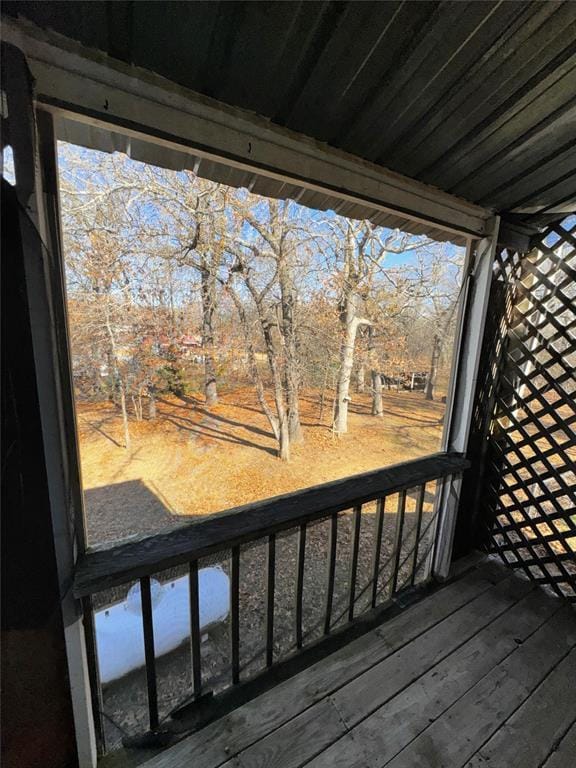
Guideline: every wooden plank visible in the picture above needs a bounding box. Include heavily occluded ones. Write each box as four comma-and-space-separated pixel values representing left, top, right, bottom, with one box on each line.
465, 649, 576, 768
385, 605, 576, 768
234, 699, 347, 768
447, 550, 488, 579
232, 572, 533, 768
541, 721, 576, 768
74, 453, 469, 596
140, 562, 506, 768
311, 586, 559, 767
303, 730, 370, 768
331, 572, 534, 726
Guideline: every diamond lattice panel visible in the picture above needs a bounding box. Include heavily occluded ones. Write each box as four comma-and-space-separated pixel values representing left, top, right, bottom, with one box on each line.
482, 218, 576, 600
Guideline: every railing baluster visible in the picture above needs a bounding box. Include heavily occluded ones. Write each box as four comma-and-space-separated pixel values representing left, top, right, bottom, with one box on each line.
347, 505, 362, 622
82, 596, 106, 754
324, 512, 338, 635
371, 498, 385, 609
410, 484, 426, 586
140, 576, 159, 730
391, 490, 407, 595
189, 560, 202, 696
295, 523, 307, 649
266, 534, 276, 668
230, 546, 240, 684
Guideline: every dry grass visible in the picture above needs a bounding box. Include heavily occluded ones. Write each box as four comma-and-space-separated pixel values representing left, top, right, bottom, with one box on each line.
77, 386, 447, 545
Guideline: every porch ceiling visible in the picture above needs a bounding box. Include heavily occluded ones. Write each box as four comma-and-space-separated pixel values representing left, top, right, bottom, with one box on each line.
4, 1, 576, 232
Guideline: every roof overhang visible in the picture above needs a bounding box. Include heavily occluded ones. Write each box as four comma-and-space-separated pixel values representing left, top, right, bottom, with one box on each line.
2, 18, 496, 247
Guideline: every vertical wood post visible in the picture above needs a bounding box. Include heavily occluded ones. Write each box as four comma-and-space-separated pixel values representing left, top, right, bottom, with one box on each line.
434, 219, 500, 580
5, 46, 97, 767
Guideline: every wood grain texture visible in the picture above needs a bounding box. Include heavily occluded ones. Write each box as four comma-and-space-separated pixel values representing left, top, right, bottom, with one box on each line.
331, 572, 534, 726
305, 728, 370, 768
138, 567, 573, 768
74, 453, 468, 596
465, 649, 576, 768
139, 561, 503, 768
234, 698, 347, 768
540, 721, 576, 768
385, 605, 576, 768
322, 587, 560, 767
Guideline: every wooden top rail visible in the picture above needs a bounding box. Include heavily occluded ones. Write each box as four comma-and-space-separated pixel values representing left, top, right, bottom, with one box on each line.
73, 453, 468, 597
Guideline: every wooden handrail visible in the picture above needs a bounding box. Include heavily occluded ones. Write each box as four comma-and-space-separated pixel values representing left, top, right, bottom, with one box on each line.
73, 452, 468, 597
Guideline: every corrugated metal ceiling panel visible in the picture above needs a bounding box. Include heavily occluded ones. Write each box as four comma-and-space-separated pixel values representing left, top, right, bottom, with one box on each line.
5, 0, 576, 230
58, 118, 462, 244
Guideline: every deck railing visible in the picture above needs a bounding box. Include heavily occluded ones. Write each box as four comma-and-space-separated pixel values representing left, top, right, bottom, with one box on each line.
74, 452, 468, 751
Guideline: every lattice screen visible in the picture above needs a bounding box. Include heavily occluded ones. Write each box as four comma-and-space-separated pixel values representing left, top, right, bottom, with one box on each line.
466, 217, 576, 601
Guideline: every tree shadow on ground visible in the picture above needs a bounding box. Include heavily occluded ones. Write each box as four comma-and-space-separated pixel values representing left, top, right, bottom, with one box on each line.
158, 397, 275, 441
158, 406, 278, 458
79, 413, 124, 448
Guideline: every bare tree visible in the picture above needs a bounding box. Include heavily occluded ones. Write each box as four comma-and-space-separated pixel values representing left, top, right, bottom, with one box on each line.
329, 221, 430, 434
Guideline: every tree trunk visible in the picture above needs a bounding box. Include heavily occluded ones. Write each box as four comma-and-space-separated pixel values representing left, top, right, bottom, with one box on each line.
148, 387, 157, 420
261, 317, 291, 461
277, 250, 303, 443
200, 261, 218, 407
318, 366, 329, 423
357, 363, 366, 393
105, 309, 130, 450
333, 293, 369, 435
425, 334, 441, 401
371, 370, 384, 417
119, 380, 131, 451
278, 412, 290, 461
367, 326, 383, 418
227, 285, 281, 442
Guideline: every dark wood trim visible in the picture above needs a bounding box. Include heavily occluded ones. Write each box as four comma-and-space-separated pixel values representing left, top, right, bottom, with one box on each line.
74, 453, 469, 597
230, 547, 240, 685
188, 561, 202, 696
347, 506, 362, 622
265, 534, 276, 668
295, 523, 307, 649
140, 576, 159, 730
324, 513, 339, 636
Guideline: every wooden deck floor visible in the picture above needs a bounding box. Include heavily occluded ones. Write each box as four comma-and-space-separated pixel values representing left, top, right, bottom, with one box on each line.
141, 556, 576, 768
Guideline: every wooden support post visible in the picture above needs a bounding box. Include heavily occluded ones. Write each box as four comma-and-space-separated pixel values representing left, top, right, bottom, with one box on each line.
4, 46, 97, 767
434, 220, 500, 580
